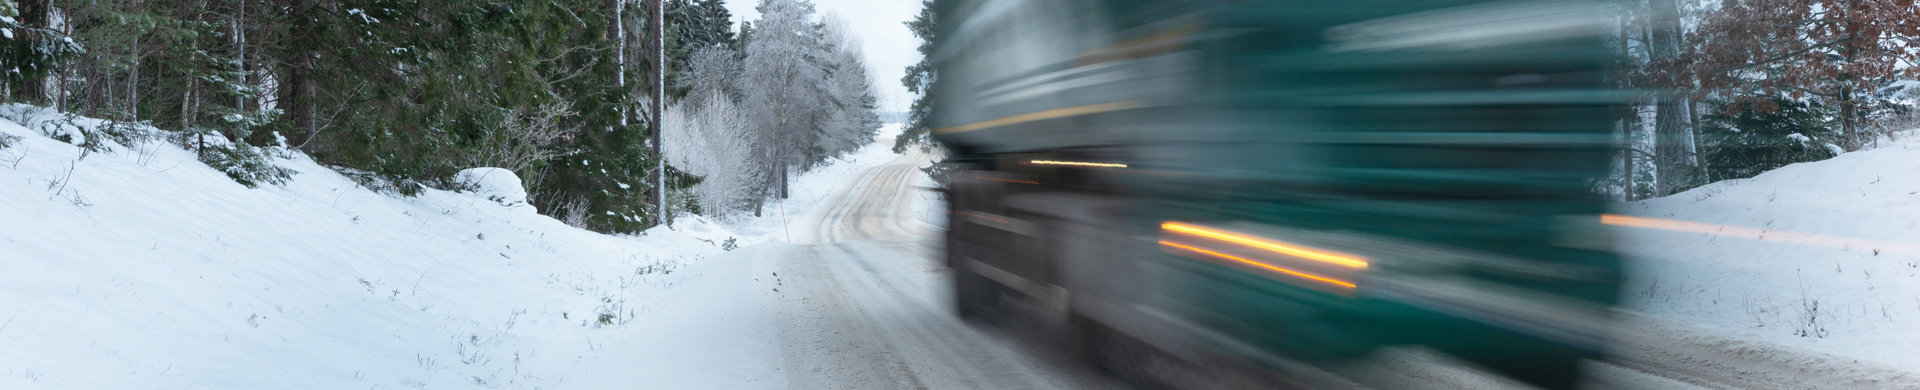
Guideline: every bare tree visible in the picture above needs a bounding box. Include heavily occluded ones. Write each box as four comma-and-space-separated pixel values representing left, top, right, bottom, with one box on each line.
473, 101, 578, 173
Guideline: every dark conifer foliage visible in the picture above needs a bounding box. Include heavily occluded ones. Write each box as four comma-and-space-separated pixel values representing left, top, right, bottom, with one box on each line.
0, 0, 887, 233
0, 0, 683, 232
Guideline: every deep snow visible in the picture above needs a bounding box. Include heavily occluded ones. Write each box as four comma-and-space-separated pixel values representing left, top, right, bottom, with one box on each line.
1612, 130, 1920, 384
0, 105, 743, 389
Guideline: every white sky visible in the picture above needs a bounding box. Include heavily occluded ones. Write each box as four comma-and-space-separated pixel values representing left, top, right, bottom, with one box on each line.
725, 0, 923, 113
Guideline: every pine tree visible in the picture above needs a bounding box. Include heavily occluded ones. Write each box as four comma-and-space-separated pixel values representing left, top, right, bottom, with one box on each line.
1, 0, 78, 105
1699, 98, 1839, 181
693, 0, 735, 48
893, 0, 934, 153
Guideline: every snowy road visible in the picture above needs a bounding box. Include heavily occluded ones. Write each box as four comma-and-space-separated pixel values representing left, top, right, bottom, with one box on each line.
766, 149, 1124, 389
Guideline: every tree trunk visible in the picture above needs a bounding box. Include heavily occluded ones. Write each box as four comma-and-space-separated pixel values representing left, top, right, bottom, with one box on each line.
651, 0, 668, 226
55, 0, 73, 112
186, 76, 201, 157
129, 34, 140, 120
1616, 17, 1634, 201
1623, 107, 1639, 201
754, 149, 769, 217
1653, 96, 1689, 196
14, 0, 49, 105
1838, 27, 1861, 151
85, 63, 102, 115
1688, 97, 1705, 176
613, 0, 627, 130
56, 55, 67, 112
240, 3, 274, 146
1647, 0, 1695, 196
287, 0, 319, 151
234, 0, 246, 113
1840, 84, 1857, 151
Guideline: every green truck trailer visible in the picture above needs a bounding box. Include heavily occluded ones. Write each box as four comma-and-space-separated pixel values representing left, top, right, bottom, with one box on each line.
932, 0, 1627, 388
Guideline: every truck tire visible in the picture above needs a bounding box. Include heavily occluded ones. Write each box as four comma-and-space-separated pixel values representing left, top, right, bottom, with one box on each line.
1068, 312, 1108, 370
1071, 311, 1183, 388
953, 264, 1003, 323
1467, 341, 1587, 390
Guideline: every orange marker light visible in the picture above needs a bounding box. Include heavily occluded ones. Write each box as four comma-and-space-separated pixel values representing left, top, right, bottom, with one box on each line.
1029, 160, 1128, 169
1160, 241, 1358, 289
1161, 222, 1370, 269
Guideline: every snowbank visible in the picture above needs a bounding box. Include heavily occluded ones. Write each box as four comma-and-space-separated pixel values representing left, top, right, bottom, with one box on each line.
1614, 129, 1920, 379
455, 167, 534, 213
0, 109, 737, 389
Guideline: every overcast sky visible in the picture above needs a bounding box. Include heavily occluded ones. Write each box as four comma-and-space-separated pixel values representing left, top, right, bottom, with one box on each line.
724, 0, 923, 113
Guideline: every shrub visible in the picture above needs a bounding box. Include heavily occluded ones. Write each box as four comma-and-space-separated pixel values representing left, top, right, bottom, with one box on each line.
1699, 98, 1840, 182
200, 144, 296, 188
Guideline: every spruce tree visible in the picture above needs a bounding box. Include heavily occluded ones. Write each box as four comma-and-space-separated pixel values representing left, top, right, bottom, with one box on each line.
1699, 98, 1841, 182
893, 0, 934, 153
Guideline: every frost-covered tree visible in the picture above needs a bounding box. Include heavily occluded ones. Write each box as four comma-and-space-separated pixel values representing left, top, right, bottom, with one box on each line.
742, 0, 828, 202
679, 42, 744, 104
665, 46, 764, 217
665, 82, 761, 217
816, 16, 881, 159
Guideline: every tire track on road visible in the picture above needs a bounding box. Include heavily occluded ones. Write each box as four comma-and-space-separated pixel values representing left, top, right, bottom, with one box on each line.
771, 147, 1118, 389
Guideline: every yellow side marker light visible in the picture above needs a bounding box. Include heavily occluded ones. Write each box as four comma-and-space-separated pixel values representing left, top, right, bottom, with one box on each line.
1160, 241, 1358, 290
1161, 222, 1370, 269
1029, 160, 1128, 169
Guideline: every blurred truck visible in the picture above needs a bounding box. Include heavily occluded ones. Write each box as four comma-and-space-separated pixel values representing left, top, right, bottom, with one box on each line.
930, 0, 1626, 388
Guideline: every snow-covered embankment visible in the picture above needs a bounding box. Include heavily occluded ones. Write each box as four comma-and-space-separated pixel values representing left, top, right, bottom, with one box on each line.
1612, 130, 1920, 388
0, 105, 737, 389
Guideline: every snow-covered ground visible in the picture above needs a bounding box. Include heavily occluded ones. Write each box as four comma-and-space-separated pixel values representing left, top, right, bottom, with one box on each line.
0, 105, 744, 389
1611, 130, 1920, 386
16, 94, 1920, 390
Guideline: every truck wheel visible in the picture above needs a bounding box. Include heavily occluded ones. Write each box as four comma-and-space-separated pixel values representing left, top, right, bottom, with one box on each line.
1068, 312, 1108, 370
1071, 311, 1180, 387
953, 264, 1002, 323
1471, 343, 1587, 390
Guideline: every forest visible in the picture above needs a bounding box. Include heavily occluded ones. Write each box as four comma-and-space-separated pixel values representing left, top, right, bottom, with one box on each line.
0, 0, 881, 233
0, 0, 1916, 232
1603, 0, 1920, 199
